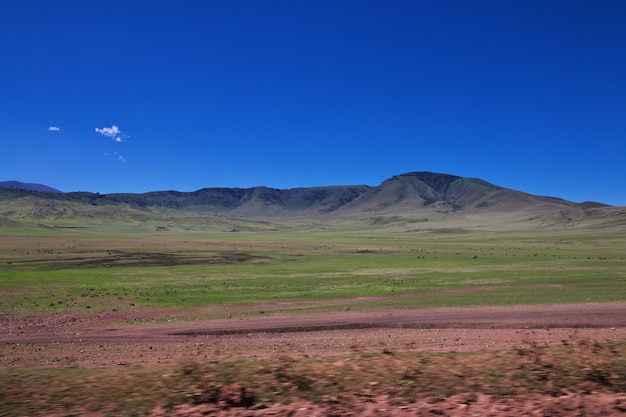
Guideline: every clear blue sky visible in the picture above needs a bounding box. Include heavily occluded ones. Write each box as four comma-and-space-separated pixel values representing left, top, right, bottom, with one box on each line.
1, 1, 625, 205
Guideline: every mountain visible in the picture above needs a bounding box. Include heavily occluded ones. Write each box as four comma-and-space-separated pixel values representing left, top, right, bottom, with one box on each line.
1, 172, 622, 232
0, 181, 62, 193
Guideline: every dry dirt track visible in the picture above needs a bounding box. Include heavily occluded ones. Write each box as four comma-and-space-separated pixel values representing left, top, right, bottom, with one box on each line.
3, 302, 626, 368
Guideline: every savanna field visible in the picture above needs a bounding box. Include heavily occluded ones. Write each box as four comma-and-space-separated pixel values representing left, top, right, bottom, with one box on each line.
2, 224, 626, 416
1, 174, 626, 415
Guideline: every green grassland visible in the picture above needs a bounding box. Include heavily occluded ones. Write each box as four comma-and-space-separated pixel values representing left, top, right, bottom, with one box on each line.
2, 219, 626, 416
2, 222, 625, 319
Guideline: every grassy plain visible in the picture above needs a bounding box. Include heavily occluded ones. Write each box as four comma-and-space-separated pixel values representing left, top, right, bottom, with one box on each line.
1, 222, 625, 416
1, 225, 625, 319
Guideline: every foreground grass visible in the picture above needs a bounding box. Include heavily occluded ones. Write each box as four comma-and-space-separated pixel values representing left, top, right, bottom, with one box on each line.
1, 338, 625, 416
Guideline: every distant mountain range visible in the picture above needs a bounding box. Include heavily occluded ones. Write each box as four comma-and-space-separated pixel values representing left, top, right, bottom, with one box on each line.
1, 172, 623, 232
0, 181, 62, 193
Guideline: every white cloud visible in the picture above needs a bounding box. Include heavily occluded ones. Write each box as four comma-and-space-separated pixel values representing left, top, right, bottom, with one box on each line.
95, 125, 125, 142
95, 125, 120, 137
98, 125, 128, 163
48, 126, 61, 131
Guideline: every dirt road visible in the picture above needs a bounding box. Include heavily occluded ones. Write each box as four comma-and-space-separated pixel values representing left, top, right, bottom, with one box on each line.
3, 302, 626, 368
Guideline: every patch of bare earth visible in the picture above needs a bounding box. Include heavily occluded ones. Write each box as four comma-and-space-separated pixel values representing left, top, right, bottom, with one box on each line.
2, 303, 626, 416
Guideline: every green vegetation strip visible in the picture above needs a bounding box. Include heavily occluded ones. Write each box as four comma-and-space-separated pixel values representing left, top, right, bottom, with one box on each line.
1, 231, 625, 317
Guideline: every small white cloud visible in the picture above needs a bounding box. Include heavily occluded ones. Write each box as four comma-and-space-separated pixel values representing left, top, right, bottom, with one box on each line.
48, 126, 61, 131
95, 125, 125, 142
95, 125, 120, 137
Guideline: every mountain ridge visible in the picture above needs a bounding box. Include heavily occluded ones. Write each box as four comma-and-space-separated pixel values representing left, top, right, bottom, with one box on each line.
0, 172, 608, 207
1, 171, 621, 232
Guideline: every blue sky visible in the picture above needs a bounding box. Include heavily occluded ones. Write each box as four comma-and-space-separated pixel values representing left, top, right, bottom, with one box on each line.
1, 1, 625, 205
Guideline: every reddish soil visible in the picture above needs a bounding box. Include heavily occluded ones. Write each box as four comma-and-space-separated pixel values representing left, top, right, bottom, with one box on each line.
2, 302, 626, 416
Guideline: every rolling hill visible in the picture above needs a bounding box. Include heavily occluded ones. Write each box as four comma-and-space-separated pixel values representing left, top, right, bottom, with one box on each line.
1, 172, 623, 232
